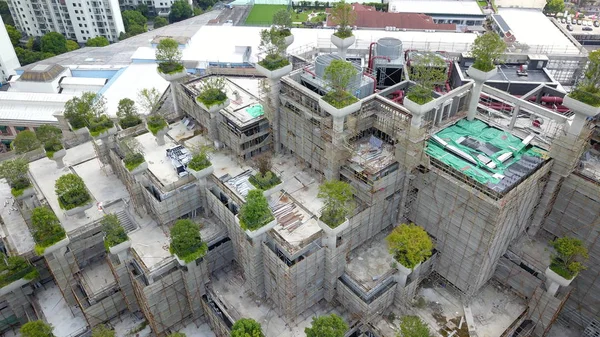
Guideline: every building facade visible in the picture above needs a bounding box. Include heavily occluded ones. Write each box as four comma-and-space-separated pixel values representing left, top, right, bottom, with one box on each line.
6, 0, 125, 43
0, 16, 20, 83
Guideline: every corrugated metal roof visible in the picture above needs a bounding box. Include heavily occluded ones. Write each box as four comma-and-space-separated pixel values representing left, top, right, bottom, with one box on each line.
0, 92, 74, 122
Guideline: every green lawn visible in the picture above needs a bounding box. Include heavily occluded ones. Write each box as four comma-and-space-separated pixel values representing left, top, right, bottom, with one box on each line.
245, 4, 289, 25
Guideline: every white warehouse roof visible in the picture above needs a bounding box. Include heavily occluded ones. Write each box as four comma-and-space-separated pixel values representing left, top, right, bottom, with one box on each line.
388, 0, 484, 16
0, 92, 74, 123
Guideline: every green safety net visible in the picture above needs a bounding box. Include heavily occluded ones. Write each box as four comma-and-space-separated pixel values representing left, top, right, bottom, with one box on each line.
426, 119, 547, 185
246, 104, 265, 118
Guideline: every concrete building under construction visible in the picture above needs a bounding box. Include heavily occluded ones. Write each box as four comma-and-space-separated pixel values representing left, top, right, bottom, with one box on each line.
0, 24, 599, 337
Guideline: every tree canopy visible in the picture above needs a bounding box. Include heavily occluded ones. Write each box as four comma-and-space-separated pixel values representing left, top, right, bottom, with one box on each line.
41, 32, 67, 55
66, 40, 79, 52
470, 32, 506, 72
544, 0, 565, 13
322, 60, 359, 108
318, 180, 355, 228
156, 38, 182, 63
20, 320, 55, 337
15, 47, 54, 66
386, 224, 433, 269
5, 24, 21, 46
550, 236, 589, 279
122, 10, 147, 32
238, 189, 273, 231
406, 52, 447, 105
91, 324, 115, 337
305, 314, 348, 337
231, 318, 264, 337
398, 316, 433, 337
330, 0, 356, 38
169, 0, 193, 23
273, 9, 292, 29
63, 92, 106, 130
13, 130, 41, 153
137, 87, 162, 114
154, 16, 169, 28
0, 157, 29, 188
169, 219, 207, 263
86, 36, 110, 47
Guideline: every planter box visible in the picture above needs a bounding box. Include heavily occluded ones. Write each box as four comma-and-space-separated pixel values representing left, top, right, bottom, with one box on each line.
403, 97, 438, 127
157, 67, 187, 82
64, 201, 93, 217
70, 124, 89, 136
235, 215, 278, 239
108, 240, 131, 255
563, 95, 600, 118
255, 63, 293, 80
122, 160, 148, 176
196, 99, 230, 115
318, 98, 362, 118
284, 34, 294, 48
545, 267, 575, 287
397, 261, 421, 275
331, 34, 356, 50
188, 165, 214, 180
46, 147, 65, 160
0, 277, 30, 297
43, 237, 70, 256
262, 181, 283, 197
92, 125, 117, 140
317, 218, 349, 236
466, 65, 497, 82
15, 187, 35, 200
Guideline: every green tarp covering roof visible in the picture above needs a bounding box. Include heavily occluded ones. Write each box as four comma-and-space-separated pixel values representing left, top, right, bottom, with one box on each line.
246, 104, 264, 118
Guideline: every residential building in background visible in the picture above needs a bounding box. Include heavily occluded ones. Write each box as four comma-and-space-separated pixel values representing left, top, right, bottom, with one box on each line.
119, 0, 193, 17
0, 15, 20, 83
6, 0, 125, 43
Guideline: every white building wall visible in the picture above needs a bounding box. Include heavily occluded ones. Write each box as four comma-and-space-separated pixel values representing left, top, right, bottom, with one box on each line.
0, 16, 20, 83
496, 0, 546, 9
6, 0, 124, 43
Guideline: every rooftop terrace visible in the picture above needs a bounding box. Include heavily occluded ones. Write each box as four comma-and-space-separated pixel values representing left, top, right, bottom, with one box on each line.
0, 180, 35, 255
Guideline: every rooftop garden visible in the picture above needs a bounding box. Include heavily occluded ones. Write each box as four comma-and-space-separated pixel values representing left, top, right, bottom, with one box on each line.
549, 236, 589, 280
258, 27, 290, 71
470, 32, 506, 73
406, 52, 447, 105
63, 92, 106, 131
249, 154, 281, 190
0, 253, 38, 288
322, 60, 359, 109
156, 38, 184, 75
197, 76, 228, 108
187, 147, 212, 171
318, 180, 355, 228
31, 206, 66, 255
330, 0, 356, 39
568, 50, 600, 107
12, 130, 41, 154
305, 314, 348, 337
88, 114, 115, 137
117, 98, 143, 129
146, 114, 168, 135
238, 189, 274, 231
119, 137, 146, 172
20, 320, 55, 337
231, 318, 265, 337
0, 157, 32, 198
35, 125, 64, 159
55, 173, 91, 210
102, 213, 128, 251
386, 223, 433, 269
169, 219, 207, 263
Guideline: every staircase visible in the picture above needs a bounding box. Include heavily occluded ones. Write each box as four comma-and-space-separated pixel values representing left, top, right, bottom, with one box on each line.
115, 209, 137, 233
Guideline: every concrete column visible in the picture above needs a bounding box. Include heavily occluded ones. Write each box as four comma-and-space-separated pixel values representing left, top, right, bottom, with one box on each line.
333, 116, 345, 134
467, 80, 485, 121
270, 78, 282, 153
208, 112, 221, 148
155, 128, 168, 146
170, 83, 179, 115
527, 172, 562, 236
198, 177, 210, 216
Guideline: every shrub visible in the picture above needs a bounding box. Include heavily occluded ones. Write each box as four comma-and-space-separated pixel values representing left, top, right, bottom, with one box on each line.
0, 254, 38, 288
386, 224, 433, 269
569, 50, 600, 107
238, 189, 274, 231
318, 180, 355, 228
146, 115, 168, 135
470, 32, 506, 73
116, 98, 142, 129
20, 320, 55, 337
249, 171, 281, 190
123, 153, 145, 171
187, 152, 211, 171
31, 206, 66, 255
406, 52, 447, 105
322, 60, 359, 109
12, 130, 41, 154
169, 219, 207, 263
88, 114, 115, 137
231, 318, 264, 337
64, 92, 106, 130
92, 324, 115, 337
35, 125, 62, 145
549, 236, 589, 279
197, 77, 228, 108
330, 1, 356, 38
305, 314, 348, 337
399, 316, 433, 337
0, 158, 31, 197
102, 214, 128, 251
55, 173, 91, 210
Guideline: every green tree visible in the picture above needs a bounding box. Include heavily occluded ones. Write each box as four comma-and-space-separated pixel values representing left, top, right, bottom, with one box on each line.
41, 32, 67, 55
86, 36, 110, 47
128, 24, 147, 36
20, 320, 55, 337
0, 157, 29, 189
13, 130, 41, 153
544, 0, 565, 13
5, 24, 21, 47
406, 52, 447, 104
0, 1, 15, 25
317, 180, 355, 228
193, 7, 203, 16
15, 47, 54, 66
305, 314, 348, 337
35, 125, 62, 145
323, 59, 359, 108
569, 50, 600, 107
136, 3, 150, 18
549, 236, 589, 279
102, 214, 128, 249
54, 173, 91, 210
156, 38, 182, 64
238, 189, 273, 231
91, 324, 115, 337
117, 98, 142, 129
470, 31, 506, 72
137, 87, 162, 114
330, 0, 356, 38
169, 219, 207, 263
231, 318, 264, 337
122, 10, 147, 32
154, 16, 169, 28
272, 9, 292, 29
66, 40, 79, 51
386, 224, 433, 269
63, 92, 106, 130
398, 316, 432, 337
169, 0, 193, 23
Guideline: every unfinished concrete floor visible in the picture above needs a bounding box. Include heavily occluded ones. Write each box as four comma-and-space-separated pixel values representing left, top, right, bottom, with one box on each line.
37, 282, 87, 337
81, 259, 117, 295
211, 264, 349, 336
346, 230, 395, 290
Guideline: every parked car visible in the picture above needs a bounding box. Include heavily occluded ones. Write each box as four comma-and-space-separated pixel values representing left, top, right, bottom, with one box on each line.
583, 26, 593, 31
560, 18, 566, 23
577, 19, 583, 25
572, 18, 577, 24
567, 24, 574, 31
594, 20, 600, 27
